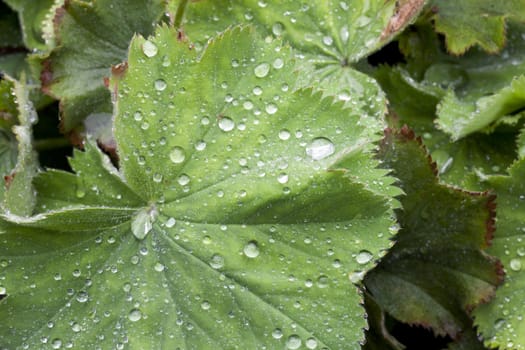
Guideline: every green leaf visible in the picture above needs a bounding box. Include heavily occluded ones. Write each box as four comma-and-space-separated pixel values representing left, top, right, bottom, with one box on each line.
374, 65, 517, 190
41, 0, 166, 133
3, 0, 57, 51
2, 73, 38, 216
473, 158, 525, 350
365, 127, 502, 339
430, 0, 525, 54
0, 25, 400, 348
363, 292, 405, 350
180, 0, 425, 122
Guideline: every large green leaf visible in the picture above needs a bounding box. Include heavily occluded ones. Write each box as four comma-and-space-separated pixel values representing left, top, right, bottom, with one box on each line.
41, 0, 166, 134
365, 127, 502, 339
473, 158, 525, 350
430, 0, 525, 54
0, 25, 400, 348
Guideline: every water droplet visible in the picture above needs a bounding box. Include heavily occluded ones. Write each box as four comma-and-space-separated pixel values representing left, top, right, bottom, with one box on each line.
161, 55, 171, 67
51, 338, 62, 349
209, 254, 224, 269
131, 206, 157, 240
201, 300, 211, 310
128, 309, 142, 322
278, 129, 291, 140
142, 40, 158, 57
254, 63, 270, 78
510, 258, 522, 271
0, 286, 6, 294
71, 322, 81, 333
195, 140, 207, 151
306, 137, 335, 160
273, 58, 284, 69
177, 174, 190, 186
76, 291, 88, 303
266, 103, 278, 114
152, 173, 163, 183
286, 334, 302, 349
154, 262, 165, 272
317, 275, 329, 288
277, 173, 289, 184
272, 22, 284, 36
306, 337, 318, 349
272, 328, 283, 339
154, 79, 167, 91
169, 146, 186, 164
253, 86, 263, 95
243, 241, 260, 258
340, 25, 349, 44
356, 250, 373, 265
218, 117, 235, 132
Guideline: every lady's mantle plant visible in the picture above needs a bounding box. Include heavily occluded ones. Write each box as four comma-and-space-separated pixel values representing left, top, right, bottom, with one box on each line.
0, 0, 525, 349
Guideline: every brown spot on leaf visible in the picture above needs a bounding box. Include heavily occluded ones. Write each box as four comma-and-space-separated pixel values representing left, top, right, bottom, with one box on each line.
40, 59, 54, 95
381, 0, 426, 40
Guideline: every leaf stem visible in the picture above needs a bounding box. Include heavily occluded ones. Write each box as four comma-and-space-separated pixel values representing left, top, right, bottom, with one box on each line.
34, 137, 71, 151
174, 0, 189, 29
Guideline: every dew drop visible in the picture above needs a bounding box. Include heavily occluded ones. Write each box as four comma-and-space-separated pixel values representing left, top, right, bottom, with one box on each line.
169, 146, 186, 164
306, 337, 318, 349
272, 22, 284, 36
0, 286, 6, 295
510, 258, 522, 271
195, 140, 207, 151
254, 63, 270, 78
306, 137, 335, 160
51, 338, 62, 349
272, 328, 283, 339
340, 25, 350, 44
71, 323, 81, 333
277, 173, 289, 184
273, 58, 284, 69
218, 117, 235, 132
152, 173, 163, 183
142, 40, 158, 57
209, 254, 224, 269
154, 262, 165, 272
253, 86, 263, 95
317, 275, 329, 288
266, 103, 278, 114
243, 241, 260, 258
131, 207, 157, 240
76, 291, 88, 303
279, 129, 291, 140
154, 79, 167, 91
286, 334, 302, 349
128, 309, 142, 322
356, 250, 373, 265
177, 174, 190, 186
201, 300, 211, 310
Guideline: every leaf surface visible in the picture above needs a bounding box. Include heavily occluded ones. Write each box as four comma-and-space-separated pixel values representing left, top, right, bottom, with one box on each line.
365, 127, 502, 338
41, 0, 166, 133
0, 25, 399, 349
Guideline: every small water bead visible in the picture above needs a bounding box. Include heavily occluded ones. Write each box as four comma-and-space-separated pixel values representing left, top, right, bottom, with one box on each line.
278, 129, 291, 141
218, 117, 235, 132
140, 122, 149, 130
253, 86, 263, 95
349, 270, 365, 284
142, 40, 158, 57
305, 137, 335, 160
243, 100, 254, 110
273, 58, 284, 69
201, 301, 211, 310
209, 254, 224, 269
71, 323, 81, 333
286, 334, 302, 349
340, 25, 350, 44
254, 63, 270, 78
195, 140, 207, 151
272, 22, 284, 36
152, 173, 163, 183
76, 291, 89, 303
177, 174, 190, 186
317, 275, 329, 288
154, 263, 165, 272
154, 79, 167, 91
54, 273, 62, 281
128, 309, 142, 322
266, 103, 278, 114
201, 116, 210, 125
231, 59, 240, 68
133, 111, 143, 121
271, 328, 283, 339
169, 146, 186, 164
51, 339, 62, 349
305, 337, 318, 349
243, 241, 260, 258
356, 250, 373, 265
277, 173, 289, 184
0, 286, 6, 294
510, 258, 522, 271
161, 55, 171, 67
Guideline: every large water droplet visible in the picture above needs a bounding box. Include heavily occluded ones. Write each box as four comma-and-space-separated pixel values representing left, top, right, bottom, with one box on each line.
243, 241, 260, 258
279, 129, 291, 140
272, 22, 284, 36
177, 174, 190, 186
305, 337, 318, 349
128, 309, 142, 322
254, 63, 270, 78
169, 146, 186, 164
154, 79, 167, 91
305, 137, 335, 160
142, 40, 158, 57
266, 103, 278, 114
165, 217, 176, 228
510, 258, 522, 271
317, 275, 329, 288
218, 117, 235, 132
271, 328, 283, 339
131, 207, 157, 240
76, 291, 88, 303
356, 250, 373, 265
277, 173, 289, 184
